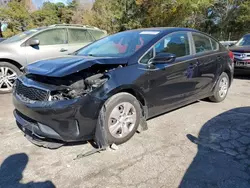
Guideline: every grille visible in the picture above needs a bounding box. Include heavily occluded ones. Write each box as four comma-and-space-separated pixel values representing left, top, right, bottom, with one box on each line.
15, 79, 49, 101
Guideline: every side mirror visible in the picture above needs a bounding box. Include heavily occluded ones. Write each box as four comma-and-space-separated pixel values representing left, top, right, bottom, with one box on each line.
150, 53, 176, 65
27, 38, 40, 46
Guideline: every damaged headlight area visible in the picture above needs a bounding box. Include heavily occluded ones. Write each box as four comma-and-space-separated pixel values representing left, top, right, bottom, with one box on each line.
49, 73, 109, 101
21, 64, 123, 102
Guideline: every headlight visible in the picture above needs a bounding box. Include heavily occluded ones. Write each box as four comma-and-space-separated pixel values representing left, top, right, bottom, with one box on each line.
49, 74, 109, 101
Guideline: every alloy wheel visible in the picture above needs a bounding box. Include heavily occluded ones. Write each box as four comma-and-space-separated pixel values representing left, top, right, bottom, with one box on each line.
218, 77, 228, 98
108, 102, 137, 139
0, 66, 18, 92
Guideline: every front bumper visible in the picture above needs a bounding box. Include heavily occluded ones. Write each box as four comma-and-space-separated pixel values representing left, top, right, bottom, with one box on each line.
13, 92, 104, 142
234, 58, 250, 71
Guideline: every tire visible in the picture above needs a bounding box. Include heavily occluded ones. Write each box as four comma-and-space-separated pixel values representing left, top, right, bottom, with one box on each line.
0, 62, 21, 94
209, 72, 229, 103
99, 92, 141, 145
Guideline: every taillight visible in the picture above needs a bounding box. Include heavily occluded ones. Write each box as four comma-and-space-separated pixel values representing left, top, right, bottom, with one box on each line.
229, 51, 234, 61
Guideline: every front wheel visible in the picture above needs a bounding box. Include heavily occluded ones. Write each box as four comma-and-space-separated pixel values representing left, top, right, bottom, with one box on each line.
99, 92, 141, 145
209, 72, 230, 103
0, 62, 21, 94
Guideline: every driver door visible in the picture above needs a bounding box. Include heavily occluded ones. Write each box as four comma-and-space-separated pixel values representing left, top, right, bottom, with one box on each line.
140, 32, 200, 117
24, 28, 69, 64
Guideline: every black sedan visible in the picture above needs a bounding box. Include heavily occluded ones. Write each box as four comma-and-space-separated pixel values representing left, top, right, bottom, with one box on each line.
13, 28, 234, 148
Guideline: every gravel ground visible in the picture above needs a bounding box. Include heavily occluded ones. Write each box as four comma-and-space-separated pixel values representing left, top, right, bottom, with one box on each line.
1, 76, 250, 188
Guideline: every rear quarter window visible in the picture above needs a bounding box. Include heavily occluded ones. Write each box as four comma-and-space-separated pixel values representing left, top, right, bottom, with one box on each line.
211, 39, 219, 51
89, 30, 106, 40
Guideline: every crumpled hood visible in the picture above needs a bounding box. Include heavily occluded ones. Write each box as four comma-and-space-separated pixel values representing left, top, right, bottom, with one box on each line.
229, 46, 250, 53
25, 55, 128, 77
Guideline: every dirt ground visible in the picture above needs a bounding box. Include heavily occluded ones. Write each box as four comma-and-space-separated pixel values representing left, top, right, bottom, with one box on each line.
1, 76, 250, 188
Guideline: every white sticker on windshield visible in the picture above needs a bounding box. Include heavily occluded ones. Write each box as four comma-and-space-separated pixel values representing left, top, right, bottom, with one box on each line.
140, 31, 160, 35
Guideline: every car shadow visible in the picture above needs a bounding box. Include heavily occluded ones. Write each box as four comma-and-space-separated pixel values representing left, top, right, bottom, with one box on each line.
180, 107, 250, 188
0, 153, 55, 188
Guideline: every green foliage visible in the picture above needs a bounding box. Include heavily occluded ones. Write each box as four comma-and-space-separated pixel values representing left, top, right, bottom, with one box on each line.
82, 0, 249, 40
0, 0, 76, 37
83, 0, 215, 33
236, 1, 250, 33
31, 3, 60, 27
31, 2, 75, 27
0, 0, 249, 40
0, 0, 31, 36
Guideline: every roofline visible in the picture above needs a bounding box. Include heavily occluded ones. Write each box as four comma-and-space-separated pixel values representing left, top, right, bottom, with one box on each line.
121, 27, 199, 33
48, 24, 103, 31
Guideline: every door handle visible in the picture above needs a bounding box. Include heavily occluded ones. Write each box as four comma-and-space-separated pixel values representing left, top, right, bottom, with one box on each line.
190, 61, 199, 68
217, 55, 223, 60
60, 48, 68, 52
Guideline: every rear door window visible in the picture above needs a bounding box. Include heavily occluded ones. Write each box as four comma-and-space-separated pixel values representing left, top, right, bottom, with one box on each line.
68, 29, 94, 44
192, 33, 213, 54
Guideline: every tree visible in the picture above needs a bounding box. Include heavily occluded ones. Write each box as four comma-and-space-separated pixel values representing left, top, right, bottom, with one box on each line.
0, 0, 31, 37
30, 2, 74, 27
0, 0, 249, 40
208, 0, 246, 40
31, 3, 59, 27
235, 0, 250, 37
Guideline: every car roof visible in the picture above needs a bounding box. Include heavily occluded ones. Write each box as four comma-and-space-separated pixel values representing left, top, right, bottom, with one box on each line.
47, 24, 104, 31
127, 27, 199, 33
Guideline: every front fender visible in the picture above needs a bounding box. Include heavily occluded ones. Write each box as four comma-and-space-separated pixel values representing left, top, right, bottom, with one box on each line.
0, 51, 26, 66
91, 64, 148, 103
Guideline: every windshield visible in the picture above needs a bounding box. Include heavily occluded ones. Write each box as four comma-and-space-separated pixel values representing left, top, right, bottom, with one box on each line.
235, 35, 250, 46
1, 28, 43, 43
76, 30, 161, 57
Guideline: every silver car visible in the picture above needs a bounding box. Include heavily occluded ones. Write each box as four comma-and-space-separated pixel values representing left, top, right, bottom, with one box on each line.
0, 24, 107, 93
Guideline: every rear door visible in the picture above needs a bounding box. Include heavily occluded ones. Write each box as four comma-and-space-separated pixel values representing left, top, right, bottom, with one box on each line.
66, 28, 95, 53
191, 32, 220, 97
140, 32, 200, 116
24, 28, 68, 64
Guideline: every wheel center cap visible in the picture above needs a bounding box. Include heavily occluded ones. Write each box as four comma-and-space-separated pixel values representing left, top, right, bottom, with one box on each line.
119, 116, 127, 123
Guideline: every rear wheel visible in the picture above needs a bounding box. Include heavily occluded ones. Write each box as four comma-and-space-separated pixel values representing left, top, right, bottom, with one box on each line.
209, 72, 229, 102
100, 92, 141, 145
0, 62, 21, 94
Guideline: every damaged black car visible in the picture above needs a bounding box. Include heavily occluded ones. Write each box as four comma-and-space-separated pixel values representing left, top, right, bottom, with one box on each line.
13, 28, 234, 149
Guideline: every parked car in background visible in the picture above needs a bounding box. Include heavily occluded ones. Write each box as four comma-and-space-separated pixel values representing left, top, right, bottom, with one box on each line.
0, 24, 107, 93
13, 28, 234, 148
229, 34, 250, 72
220, 41, 237, 48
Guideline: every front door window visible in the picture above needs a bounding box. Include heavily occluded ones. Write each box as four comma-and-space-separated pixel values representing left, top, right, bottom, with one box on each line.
140, 32, 191, 64
32, 29, 67, 46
